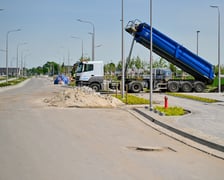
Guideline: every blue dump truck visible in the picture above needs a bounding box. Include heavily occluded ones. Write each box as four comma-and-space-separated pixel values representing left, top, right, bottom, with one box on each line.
75, 20, 215, 93
125, 20, 215, 92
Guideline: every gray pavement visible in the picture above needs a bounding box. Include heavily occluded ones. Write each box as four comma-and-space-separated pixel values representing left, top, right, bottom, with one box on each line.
131, 92, 224, 159
1, 77, 224, 179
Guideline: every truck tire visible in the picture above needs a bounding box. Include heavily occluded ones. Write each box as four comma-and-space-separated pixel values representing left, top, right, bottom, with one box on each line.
168, 81, 179, 92
181, 82, 192, 92
90, 83, 100, 92
194, 82, 204, 92
130, 82, 142, 93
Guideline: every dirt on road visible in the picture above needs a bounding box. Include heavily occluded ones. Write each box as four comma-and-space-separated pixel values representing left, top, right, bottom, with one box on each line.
43, 86, 123, 108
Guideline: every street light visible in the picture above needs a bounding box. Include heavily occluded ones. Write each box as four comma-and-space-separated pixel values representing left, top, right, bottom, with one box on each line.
88, 31, 94, 57
20, 49, 29, 77
210, 5, 221, 93
95, 44, 102, 48
71, 36, 84, 61
149, 0, 153, 110
17, 42, 27, 78
77, 19, 95, 61
196, 30, 200, 55
88, 32, 102, 54
6, 28, 21, 83
121, 0, 125, 98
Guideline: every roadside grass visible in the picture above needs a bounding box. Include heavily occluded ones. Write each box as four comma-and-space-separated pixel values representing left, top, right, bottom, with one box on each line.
0, 77, 27, 87
0, 77, 5, 81
113, 94, 185, 116
154, 105, 185, 116
166, 92, 218, 103
113, 94, 149, 105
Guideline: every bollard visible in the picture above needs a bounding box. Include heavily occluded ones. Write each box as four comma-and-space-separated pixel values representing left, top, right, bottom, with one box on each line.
164, 96, 168, 109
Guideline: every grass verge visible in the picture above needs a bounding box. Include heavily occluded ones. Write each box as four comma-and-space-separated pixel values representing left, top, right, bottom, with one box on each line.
166, 92, 218, 103
113, 94, 149, 105
0, 77, 27, 87
154, 106, 185, 116
113, 93, 185, 116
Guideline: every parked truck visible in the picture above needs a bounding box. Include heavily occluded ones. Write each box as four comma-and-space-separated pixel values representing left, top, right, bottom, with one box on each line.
75, 20, 215, 93
125, 20, 215, 92
75, 60, 105, 92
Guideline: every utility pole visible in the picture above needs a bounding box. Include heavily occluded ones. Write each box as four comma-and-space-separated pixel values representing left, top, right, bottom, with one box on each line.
149, 0, 153, 110
121, 0, 125, 98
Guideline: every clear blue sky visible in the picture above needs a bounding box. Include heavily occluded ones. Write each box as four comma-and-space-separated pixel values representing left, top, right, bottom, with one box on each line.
0, 0, 223, 68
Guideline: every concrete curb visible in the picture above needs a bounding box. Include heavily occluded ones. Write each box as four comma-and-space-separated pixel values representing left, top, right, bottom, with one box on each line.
126, 107, 224, 160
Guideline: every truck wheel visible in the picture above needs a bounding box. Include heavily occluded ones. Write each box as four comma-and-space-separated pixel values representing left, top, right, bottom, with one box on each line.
168, 81, 179, 92
181, 82, 192, 92
194, 82, 204, 92
90, 83, 100, 92
131, 82, 142, 93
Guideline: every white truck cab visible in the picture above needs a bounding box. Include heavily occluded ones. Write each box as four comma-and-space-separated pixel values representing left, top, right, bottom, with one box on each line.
75, 61, 104, 91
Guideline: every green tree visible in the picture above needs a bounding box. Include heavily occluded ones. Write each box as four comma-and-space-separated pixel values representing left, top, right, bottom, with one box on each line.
142, 60, 149, 71
28, 66, 43, 75
109, 62, 116, 74
60, 62, 65, 74
80, 56, 90, 62
104, 64, 109, 74
153, 58, 168, 68
134, 56, 142, 69
128, 57, 135, 69
104, 62, 116, 74
116, 61, 122, 71
214, 64, 224, 76
43, 61, 59, 75
169, 63, 177, 73
159, 58, 168, 68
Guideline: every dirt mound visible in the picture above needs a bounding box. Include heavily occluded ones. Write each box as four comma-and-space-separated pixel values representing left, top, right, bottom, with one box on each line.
44, 86, 123, 108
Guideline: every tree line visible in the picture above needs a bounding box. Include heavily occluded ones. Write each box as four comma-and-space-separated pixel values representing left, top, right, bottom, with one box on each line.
105, 56, 224, 76
28, 56, 224, 78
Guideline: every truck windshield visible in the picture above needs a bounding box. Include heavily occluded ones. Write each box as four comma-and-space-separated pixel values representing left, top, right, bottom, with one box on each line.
76, 63, 84, 73
76, 63, 94, 73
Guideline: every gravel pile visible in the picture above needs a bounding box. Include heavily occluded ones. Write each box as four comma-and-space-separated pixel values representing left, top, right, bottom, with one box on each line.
44, 86, 123, 108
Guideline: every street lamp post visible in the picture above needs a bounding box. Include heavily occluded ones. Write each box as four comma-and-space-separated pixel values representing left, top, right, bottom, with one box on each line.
16, 42, 27, 78
121, 0, 125, 98
149, 0, 153, 110
71, 36, 84, 61
77, 19, 95, 61
20, 49, 29, 77
6, 29, 21, 83
196, 30, 200, 55
210, 5, 221, 93
88, 31, 94, 59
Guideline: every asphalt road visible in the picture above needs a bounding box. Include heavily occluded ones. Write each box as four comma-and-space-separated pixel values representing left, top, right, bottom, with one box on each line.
0, 77, 224, 180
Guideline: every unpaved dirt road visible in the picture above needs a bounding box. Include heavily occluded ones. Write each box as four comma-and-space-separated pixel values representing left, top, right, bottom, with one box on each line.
0, 77, 224, 180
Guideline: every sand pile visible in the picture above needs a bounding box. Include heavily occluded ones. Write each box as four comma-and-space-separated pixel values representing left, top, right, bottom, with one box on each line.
44, 86, 123, 108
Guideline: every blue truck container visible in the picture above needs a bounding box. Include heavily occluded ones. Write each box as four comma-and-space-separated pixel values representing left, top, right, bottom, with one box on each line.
126, 20, 215, 86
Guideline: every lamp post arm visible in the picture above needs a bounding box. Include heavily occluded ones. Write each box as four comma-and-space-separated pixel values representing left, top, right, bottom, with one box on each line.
77, 19, 95, 61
